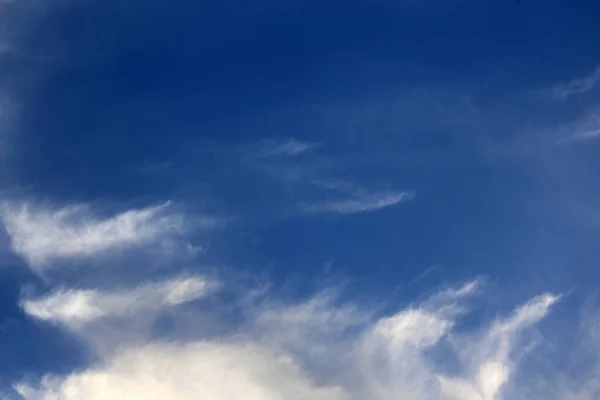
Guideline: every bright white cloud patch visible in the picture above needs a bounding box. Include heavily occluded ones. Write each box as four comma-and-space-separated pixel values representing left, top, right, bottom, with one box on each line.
15, 279, 565, 400
0, 201, 185, 268
305, 191, 414, 214
21, 276, 214, 328
14, 342, 346, 400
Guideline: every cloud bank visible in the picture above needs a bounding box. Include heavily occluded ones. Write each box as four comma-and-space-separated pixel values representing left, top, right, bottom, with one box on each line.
568, 109, 600, 142
0, 191, 567, 400
13, 277, 572, 400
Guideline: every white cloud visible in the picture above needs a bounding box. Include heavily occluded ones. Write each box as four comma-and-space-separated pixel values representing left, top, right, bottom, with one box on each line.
436, 279, 480, 300
15, 279, 566, 400
304, 191, 414, 214
21, 276, 215, 328
438, 293, 560, 400
0, 201, 188, 268
552, 64, 600, 101
14, 341, 346, 400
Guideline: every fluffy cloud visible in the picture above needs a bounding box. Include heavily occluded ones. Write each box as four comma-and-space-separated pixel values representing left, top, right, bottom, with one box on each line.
15, 280, 566, 400
14, 341, 346, 400
569, 109, 600, 142
0, 201, 187, 268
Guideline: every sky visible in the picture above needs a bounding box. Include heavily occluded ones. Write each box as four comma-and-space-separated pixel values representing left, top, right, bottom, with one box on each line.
0, 0, 599, 399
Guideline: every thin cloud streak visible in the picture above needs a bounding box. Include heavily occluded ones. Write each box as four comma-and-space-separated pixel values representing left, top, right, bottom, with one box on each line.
557, 107, 600, 144
249, 138, 323, 158
0, 201, 187, 268
263, 138, 323, 156
304, 191, 414, 214
14, 341, 347, 400
570, 112, 600, 142
552, 64, 600, 101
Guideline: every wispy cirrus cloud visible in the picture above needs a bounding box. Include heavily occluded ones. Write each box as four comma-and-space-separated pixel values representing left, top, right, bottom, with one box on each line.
238, 137, 415, 216
15, 278, 571, 400
259, 138, 323, 157
0, 201, 195, 268
304, 190, 414, 214
568, 110, 600, 142
556, 106, 600, 144
551, 64, 600, 101
243, 137, 323, 159
439, 293, 560, 400
21, 276, 215, 329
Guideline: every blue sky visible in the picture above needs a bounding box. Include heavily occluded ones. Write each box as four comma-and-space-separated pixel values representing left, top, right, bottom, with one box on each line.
0, 0, 599, 399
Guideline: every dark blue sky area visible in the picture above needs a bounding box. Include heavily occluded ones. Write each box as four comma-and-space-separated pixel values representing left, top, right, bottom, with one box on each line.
3, 0, 597, 285
5, 0, 597, 282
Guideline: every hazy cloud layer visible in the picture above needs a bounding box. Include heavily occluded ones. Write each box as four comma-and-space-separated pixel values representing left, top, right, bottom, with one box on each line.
556, 106, 600, 143
551, 64, 600, 101
239, 137, 414, 216
0, 2, 599, 400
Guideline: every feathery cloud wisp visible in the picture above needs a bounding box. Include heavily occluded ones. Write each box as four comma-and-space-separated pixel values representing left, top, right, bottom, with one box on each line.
304, 191, 414, 214
21, 276, 214, 328
265, 138, 322, 156
557, 106, 600, 143
551, 64, 600, 101
251, 138, 323, 158
0, 201, 186, 268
